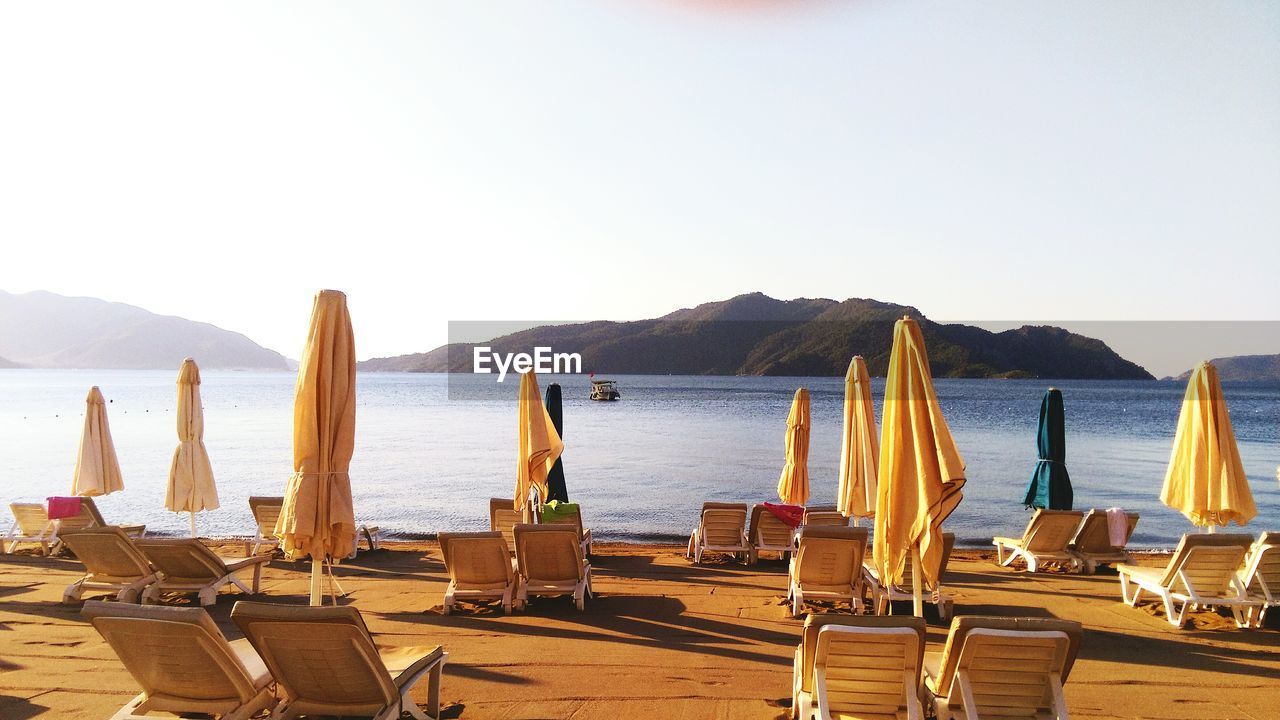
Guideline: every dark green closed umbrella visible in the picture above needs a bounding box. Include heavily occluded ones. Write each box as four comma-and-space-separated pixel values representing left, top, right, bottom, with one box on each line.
1023, 388, 1073, 510
544, 383, 569, 503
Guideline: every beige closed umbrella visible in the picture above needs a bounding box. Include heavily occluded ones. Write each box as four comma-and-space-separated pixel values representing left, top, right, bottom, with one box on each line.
776, 388, 811, 506
514, 370, 563, 521
837, 356, 878, 524
874, 317, 966, 616
72, 386, 125, 497
165, 358, 219, 537
277, 290, 358, 606
1160, 361, 1256, 530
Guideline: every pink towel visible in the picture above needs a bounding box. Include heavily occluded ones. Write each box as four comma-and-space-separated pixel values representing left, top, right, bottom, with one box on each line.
47, 496, 82, 520
1105, 507, 1128, 548
762, 502, 805, 528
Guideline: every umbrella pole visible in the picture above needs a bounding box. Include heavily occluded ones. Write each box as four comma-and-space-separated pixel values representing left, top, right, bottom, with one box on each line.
189, 512, 197, 539
309, 558, 323, 606
911, 544, 924, 618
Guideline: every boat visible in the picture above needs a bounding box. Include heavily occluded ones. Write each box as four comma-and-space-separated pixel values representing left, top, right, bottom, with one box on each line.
589, 379, 621, 401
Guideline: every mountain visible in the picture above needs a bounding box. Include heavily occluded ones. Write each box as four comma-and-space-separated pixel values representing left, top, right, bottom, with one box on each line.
360, 292, 1154, 379
0, 355, 22, 368
1171, 354, 1280, 382
0, 290, 290, 370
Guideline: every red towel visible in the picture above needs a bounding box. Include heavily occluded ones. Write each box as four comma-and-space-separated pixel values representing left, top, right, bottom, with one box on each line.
47, 496, 82, 520
762, 502, 805, 528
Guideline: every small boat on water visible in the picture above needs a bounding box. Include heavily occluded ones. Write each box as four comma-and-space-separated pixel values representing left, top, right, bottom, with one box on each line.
590, 379, 621, 401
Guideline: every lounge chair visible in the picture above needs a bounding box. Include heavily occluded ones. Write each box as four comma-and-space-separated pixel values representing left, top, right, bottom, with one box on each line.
1241, 532, 1279, 628
438, 531, 517, 614
1068, 509, 1139, 573
788, 526, 869, 617
791, 614, 927, 720
244, 496, 283, 556
55, 496, 146, 539
1116, 533, 1259, 629
803, 505, 850, 529
748, 503, 797, 564
540, 501, 593, 557
686, 502, 750, 565
489, 497, 521, 553
925, 616, 1082, 720
60, 527, 158, 604
4, 502, 55, 555
82, 600, 276, 720
993, 509, 1085, 573
513, 523, 592, 611
137, 538, 270, 606
864, 533, 957, 621
232, 601, 447, 720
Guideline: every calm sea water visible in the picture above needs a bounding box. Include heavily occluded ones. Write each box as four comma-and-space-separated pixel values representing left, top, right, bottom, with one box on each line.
1, 370, 1277, 547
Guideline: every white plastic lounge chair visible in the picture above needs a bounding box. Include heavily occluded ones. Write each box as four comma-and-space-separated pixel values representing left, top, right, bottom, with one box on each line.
243, 496, 283, 556
232, 601, 447, 720
489, 497, 521, 554
803, 506, 850, 529
82, 600, 276, 720
439, 531, 517, 614
993, 509, 1085, 572
514, 523, 592, 611
748, 503, 797, 565
791, 614, 927, 720
56, 496, 147, 537
788, 526, 869, 617
137, 538, 270, 606
4, 502, 55, 555
1068, 509, 1139, 573
864, 533, 957, 621
60, 527, 159, 604
540, 502, 593, 557
1241, 532, 1278, 628
1116, 533, 1259, 629
925, 616, 1082, 720
686, 502, 750, 565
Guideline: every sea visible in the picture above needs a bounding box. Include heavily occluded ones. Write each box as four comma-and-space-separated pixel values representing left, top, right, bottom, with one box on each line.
1, 370, 1277, 547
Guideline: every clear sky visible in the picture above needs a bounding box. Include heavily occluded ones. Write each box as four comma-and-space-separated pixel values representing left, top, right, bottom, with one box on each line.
1, 1, 1277, 368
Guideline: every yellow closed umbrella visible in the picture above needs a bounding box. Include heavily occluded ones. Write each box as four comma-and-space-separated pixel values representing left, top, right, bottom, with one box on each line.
72, 386, 125, 497
1160, 361, 1256, 530
837, 357, 878, 524
873, 317, 966, 616
277, 290, 358, 605
514, 370, 563, 521
165, 358, 219, 537
777, 388, 811, 506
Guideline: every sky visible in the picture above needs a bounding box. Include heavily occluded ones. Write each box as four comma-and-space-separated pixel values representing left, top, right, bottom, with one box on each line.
1, 1, 1277, 372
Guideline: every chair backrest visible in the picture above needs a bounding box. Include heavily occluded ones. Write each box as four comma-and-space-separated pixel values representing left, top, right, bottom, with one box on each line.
893, 532, 956, 591
1245, 534, 1280, 601
56, 503, 100, 532
804, 506, 849, 528
248, 497, 283, 536
489, 498, 520, 551
699, 502, 748, 547
439, 531, 513, 590
514, 523, 584, 583
136, 539, 229, 581
231, 601, 397, 716
814, 623, 924, 718
79, 496, 110, 526
83, 600, 260, 707
749, 504, 795, 547
9, 503, 51, 536
1020, 509, 1085, 552
1160, 533, 1253, 596
795, 526, 869, 588
1070, 509, 1139, 554
60, 527, 153, 579
931, 616, 1082, 709
540, 503, 586, 541
798, 614, 926, 695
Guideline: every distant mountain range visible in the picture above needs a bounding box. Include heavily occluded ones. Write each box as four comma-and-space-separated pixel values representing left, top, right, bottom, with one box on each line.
360, 293, 1154, 379
1171, 354, 1280, 382
0, 290, 289, 370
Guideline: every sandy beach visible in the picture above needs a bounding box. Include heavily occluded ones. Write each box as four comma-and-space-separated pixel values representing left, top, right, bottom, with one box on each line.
2, 541, 1278, 720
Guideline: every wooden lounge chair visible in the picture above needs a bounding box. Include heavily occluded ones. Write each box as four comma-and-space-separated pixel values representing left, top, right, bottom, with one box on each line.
232, 601, 447, 720
993, 509, 1085, 573
748, 503, 797, 565
803, 505, 850, 529
864, 533, 957, 621
789, 526, 869, 617
1241, 532, 1278, 628
82, 600, 276, 720
686, 502, 750, 565
540, 502, 593, 557
489, 497, 521, 554
1068, 509, 1139, 573
4, 502, 55, 555
137, 538, 270, 606
925, 616, 1082, 720
60, 527, 158, 604
1116, 533, 1259, 629
244, 496, 283, 556
791, 614, 927, 720
438, 531, 517, 614
513, 523, 592, 611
